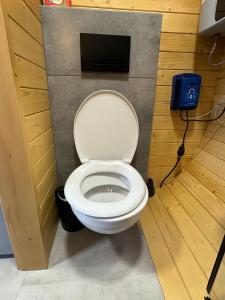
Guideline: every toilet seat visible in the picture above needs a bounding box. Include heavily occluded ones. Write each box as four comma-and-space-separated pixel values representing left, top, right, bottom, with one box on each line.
64, 90, 148, 233
64, 160, 146, 218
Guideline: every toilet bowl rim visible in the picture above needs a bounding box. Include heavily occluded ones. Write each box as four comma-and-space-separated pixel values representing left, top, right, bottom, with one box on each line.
64, 160, 146, 218
73, 186, 149, 222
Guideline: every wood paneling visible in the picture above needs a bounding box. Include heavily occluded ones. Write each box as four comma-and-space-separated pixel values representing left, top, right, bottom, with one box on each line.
133, 0, 201, 14
158, 52, 219, 71
152, 192, 208, 299
150, 143, 199, 156
8, 17, 45, 68
0, 0, 47, 270
19, 88, 50, 116
161, 13, 199, 33
29, 128, 54, 166
141, 173, 225, 299
74, 0, 201, 14
178, 171, 225, 228
216, 77, 225, 94
73, 0, 133, 10
141, 50, 225, 300
142, 64, 225, 295
152, 116, 206, 130
33, 145, 56, 187
39, 177, 57, 224
42, 199, 58, 242
3, 0, 42, 43
156, 69, 218, 86
150, 155, 191, 167
185, 159, 225, 203
168, 181, 224, 250
141, 206, 191, 300
204, 123, 225, 141
200, 137, 225, 161
25, 110, 52, 142
160, 33, 223, 54
153, 101, 212, 116
148, 166, 182, 180
23, 0, 41, 20
37, 162, 57, 208
194, 150, 225, 182
151, 129, 204, 143
0, 0, 57, 269
15, 56, 48, 89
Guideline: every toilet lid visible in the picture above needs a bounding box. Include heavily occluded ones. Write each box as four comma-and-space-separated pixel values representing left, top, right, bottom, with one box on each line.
74, 90, 139, 163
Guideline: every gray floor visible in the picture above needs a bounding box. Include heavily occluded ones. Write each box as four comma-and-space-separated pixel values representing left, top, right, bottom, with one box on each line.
0, 224, 165, 300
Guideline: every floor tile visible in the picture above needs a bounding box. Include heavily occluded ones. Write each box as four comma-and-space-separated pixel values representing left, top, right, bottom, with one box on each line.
2, 224, 164, 300
18, 224, 164, 299
17, 271, 163, 300
0, 258, 25, 300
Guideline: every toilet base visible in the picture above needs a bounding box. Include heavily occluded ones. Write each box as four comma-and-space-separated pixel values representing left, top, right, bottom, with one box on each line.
75, 212, 141, 234
70, 187, 149, 234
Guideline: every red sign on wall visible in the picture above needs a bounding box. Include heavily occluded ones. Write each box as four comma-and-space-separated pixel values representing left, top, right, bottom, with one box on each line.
43, 0, 71, 6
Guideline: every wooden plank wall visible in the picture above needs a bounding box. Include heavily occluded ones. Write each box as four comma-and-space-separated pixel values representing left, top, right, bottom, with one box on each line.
139, 46, 225, 299
72, 0, 224, 186
185, 47, 225, 206
141, 174, 225, 300
0, 0, 47, 270
1, 0, 58, 267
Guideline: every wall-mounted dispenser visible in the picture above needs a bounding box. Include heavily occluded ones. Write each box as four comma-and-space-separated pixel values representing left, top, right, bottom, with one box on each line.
199, 0, 225, 36
170, 73, 202, 110
80, 33, 131, 73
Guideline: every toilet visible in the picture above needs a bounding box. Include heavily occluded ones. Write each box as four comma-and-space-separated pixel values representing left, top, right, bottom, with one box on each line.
64, 90, 148, 234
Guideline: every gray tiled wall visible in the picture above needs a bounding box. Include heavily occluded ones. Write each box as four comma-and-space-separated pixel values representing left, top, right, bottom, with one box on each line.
41, 7, 162, 185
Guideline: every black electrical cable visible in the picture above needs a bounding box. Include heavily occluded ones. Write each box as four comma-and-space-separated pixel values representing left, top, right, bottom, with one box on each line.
180, 107, 225, 122
160, 105, 225, 188
160, 110, 189, 188
159, 157, 181, 188
182, 111, 190, 143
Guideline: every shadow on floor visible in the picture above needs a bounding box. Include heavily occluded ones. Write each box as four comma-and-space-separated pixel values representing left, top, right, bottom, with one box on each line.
49, 223, 150, 280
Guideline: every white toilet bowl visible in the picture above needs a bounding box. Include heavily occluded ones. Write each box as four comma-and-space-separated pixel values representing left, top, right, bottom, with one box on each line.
65, 160, 148, 234
64, 90, 148, 234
